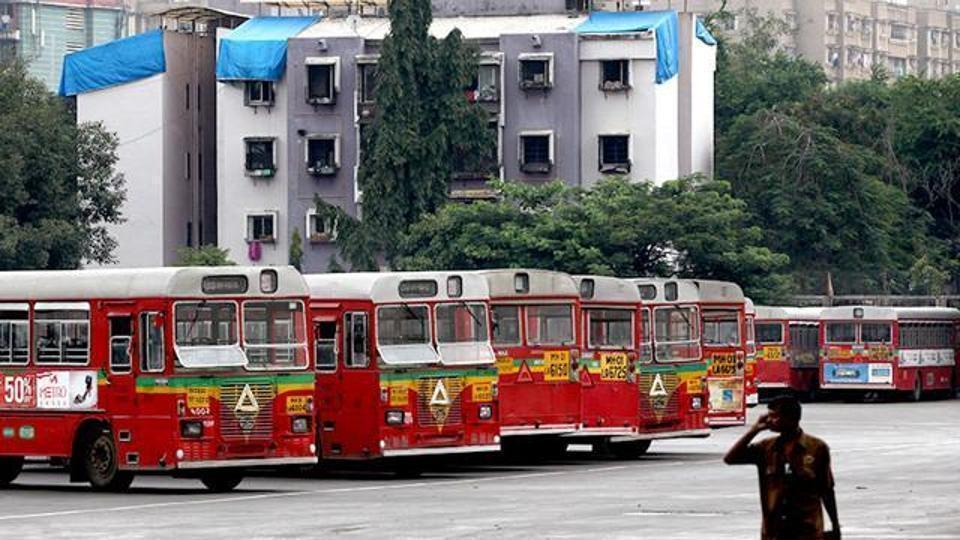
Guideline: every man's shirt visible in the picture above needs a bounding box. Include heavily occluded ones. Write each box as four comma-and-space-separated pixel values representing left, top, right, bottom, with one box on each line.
727, 430, 835, 540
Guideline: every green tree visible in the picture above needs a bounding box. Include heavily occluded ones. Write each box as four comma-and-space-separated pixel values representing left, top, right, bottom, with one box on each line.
0, 62, 125, 269
289, 228, 304, 271
318, 0, 493, 269
174, 245, 235, 266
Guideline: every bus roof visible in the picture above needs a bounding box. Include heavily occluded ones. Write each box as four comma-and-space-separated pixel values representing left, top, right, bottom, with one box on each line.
475, 269, 578, 299
0, 266, 307, 301
691, 279, 745, 303
820, 305, 960, 321
755, 306, 823, 321
745, 298, 755, 315
304, 272, 489, 304
573, 275, 641, 304
626, 278, 699, 304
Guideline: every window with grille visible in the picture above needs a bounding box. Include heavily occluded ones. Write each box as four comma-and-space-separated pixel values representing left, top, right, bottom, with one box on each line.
244, 138, 275, 177
599, 135, 630, 173
244, 81, 274, 107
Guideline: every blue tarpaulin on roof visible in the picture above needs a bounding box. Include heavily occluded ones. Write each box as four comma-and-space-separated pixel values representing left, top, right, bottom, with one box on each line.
58, 29, 166, 96
575, 11, 679, 84
216, 16, 317, 81
696, 18, 717, 46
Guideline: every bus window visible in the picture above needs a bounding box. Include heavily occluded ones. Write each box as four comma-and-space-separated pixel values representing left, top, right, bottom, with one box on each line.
654, 307, 700, 362
109, 317, 133, 373
756, 323, 783, 344
315, 321, 337, 371
377, 306, 429, 347
703, 311, 740, 347
345, 312, 369, 367
0, 307, 29, 365
825, 322, 856, 344
436, 304, 488, 343
586, 309, 633, 349
176, 302, 238, 347
491, 306, 521, 346
526, 305, 574, 346
140, 313, 164, 372
34, 307, 90, 365
861, 323, 891, 344
639, 309, 652, 363
243, 301, 308, 370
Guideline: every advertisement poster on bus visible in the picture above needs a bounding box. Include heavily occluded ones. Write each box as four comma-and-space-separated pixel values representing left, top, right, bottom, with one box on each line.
2, 371, 97, 410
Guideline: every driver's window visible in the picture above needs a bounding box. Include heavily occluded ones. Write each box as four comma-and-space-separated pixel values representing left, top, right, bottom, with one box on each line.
140, 312, 165, 373
343, 312, 369, 368
315, 321, 337, 371
109, 316, 133, 373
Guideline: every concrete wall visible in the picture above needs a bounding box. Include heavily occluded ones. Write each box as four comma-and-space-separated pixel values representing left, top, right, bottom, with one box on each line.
677, 12, 715, 179
77, 73, 167, 267
501, 31, 580, 186
162, 32, 198, 264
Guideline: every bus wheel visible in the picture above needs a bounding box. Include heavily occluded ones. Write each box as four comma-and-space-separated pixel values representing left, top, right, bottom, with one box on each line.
609, 440, 652, 460
910, 377, 923, 403
0, 457, 24, 487
83, 432, 133, 492
200, 471, 244, 492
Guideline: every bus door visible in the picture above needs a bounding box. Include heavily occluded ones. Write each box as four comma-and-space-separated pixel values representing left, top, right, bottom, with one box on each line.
105, 303, 137, 413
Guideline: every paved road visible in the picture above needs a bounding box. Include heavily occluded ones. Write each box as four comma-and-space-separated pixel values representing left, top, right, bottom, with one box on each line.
1, 401, 958, 539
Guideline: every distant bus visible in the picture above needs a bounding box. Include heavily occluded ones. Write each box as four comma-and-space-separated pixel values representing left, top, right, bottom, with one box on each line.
693, 280, 748, 427
304, 272, 499, 460
754, 306, 822, 398
0, 267, 316, 492
744, 298, 758, 407
820, 306, 959, 400
629, 278, 710, 442
478, 270, 580, 456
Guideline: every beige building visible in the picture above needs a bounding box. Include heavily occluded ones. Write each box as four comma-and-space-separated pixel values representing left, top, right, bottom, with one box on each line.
650, 0, 960, 81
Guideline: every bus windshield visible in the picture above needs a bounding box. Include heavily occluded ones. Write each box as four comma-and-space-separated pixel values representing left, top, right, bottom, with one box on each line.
174, 302, 246, 368
587, 309, 633, 349
378, 305, 430, 346
436, 303, 488, 343
756, 323, 783, 344
703, 311, 740, 346
826, 322, 856, 344
526, 304, 574, 346
243, 300, 308, 370
654, 307, 700, 362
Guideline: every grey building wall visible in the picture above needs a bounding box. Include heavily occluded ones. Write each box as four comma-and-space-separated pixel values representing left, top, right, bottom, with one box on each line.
432, 0, 571, 17
500, 32, 581, 186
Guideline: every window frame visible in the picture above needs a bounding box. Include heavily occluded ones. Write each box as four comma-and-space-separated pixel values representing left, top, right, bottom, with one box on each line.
244, 80, 275, 107
33, 302, 91, 366
357, 59, 379, 104
243, 137, 276, 177
585, 307, 635, 351
475, 59, 502, 102
245, 211, 278, 244
314, 319, 338, 372
433, 302, 490, 345
652, 305, 701, 363
519, 130, 554, 174
304, 134, 341, 176
108, 316, 134, 374
0, 303, 30, 366
599, 59, 630, 91
240, 299, 310, 372
755, 322, 785, 345
305, 208, 337, 243
860, 321, 893, 345
140, 311, 166, 373
305, 57, 340, 106
343, 311, 370, 368
518, 52, 554, 90
491, 304, 522, 347
598, 134, 631, 174
825, 321, 857, 345
524, 303, 575, 347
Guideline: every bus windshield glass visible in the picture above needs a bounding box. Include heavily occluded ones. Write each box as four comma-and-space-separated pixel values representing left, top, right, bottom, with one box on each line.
861, 322, 892, 344
378, 305, 430, 346
703, 311, 740, 346
436, 303, 488, 343
654, 307, 700, 362
526, 304, 574, 346
826, 322, 856, 344
175, 302, 246, 368
243, 301, 308, 370
756, 323, 783, 344
587, 309, 633, 349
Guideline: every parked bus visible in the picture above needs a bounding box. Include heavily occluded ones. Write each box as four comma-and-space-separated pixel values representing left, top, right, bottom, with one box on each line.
304, 272, 499, 460
571, 276, 648, 457
820, 306, 959, 401
630, 279, 710, 442
693, 280, 747, 427
0, 267, 316, 492
754, 306, 822, 399
744, 298, 758, 407
478, 270, 580, 455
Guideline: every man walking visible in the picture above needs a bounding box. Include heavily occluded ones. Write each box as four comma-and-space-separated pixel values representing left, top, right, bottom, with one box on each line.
724, 395, 840, 540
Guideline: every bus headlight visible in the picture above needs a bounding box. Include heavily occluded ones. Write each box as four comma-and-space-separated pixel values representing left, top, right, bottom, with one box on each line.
691, 397, 702, 410
292, 417, 311, 433
180, 420, 203, 438
478, 404, 493, 420
385, 410, 404, 425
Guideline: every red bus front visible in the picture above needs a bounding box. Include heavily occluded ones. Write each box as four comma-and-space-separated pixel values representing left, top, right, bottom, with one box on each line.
703, 306, 747, 427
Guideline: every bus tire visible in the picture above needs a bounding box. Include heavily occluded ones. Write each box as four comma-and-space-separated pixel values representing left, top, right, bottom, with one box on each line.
609, 440, 652, 460
200, 471, 244, 492
0, 457, 24, 487
82, 431, 133, 492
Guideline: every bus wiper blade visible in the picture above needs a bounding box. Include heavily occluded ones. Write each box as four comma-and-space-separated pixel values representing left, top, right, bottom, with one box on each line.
459, 301, 483, 328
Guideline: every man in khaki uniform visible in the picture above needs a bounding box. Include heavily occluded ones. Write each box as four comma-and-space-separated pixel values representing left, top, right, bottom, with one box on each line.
725, 395, 840, 540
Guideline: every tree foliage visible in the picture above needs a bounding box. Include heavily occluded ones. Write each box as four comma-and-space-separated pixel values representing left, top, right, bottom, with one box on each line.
174, 245, 235, 267
395, 178, 792, 303
0, 62, 125, 269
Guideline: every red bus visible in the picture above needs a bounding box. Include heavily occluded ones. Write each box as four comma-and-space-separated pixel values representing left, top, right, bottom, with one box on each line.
478, 270, 580, 455
0, 267, 316, 492
693, 280, 747, 427
570, 276, 648, 457
744, 298, 758, 407
630, 278, 709, 442
304, 272, 499, 460
754, 306, 821, 399
820, 306, 959, 401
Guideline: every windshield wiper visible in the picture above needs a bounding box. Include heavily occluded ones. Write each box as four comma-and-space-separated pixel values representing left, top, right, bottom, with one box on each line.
182, 300, 208, 346
458, 301, 484, 329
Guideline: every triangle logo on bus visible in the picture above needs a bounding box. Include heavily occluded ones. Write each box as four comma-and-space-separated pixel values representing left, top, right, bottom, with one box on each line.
650, 374, 668, 397
430, 379, 451, 406
235, 384, 260, 413
516, 361, 534, 384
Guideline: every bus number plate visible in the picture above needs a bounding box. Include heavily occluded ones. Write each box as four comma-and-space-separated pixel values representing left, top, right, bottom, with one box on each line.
472, 382, 493, 402
600, 353, 629, 381
761, 346, 783, 361
710, 353, 738, 376
543, 351, 570, 382
286, 396, 310, 414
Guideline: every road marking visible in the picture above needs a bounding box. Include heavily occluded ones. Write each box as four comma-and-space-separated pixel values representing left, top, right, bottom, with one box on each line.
623, 510, 728, 517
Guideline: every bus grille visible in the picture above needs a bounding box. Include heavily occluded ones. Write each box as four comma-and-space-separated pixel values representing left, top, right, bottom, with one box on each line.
638, 372, 680, 423
219, 382, 275, 439
416, 377, 464, 427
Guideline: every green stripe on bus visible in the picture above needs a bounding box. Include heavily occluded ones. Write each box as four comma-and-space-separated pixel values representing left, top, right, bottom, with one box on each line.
379, 368, 498, 382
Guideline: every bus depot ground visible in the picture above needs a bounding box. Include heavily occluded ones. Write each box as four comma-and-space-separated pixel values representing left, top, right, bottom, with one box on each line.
1, 401, 957, 540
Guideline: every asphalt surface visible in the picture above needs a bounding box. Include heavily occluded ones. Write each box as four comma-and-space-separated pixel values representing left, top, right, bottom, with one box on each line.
1, 400, 958, 539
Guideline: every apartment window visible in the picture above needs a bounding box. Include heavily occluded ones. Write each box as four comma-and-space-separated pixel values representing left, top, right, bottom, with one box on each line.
930, 30, 939, 47
306, 58, 338, 105
598, 135, 630, 174
358, 62, 377, 103
519, 54, 553, 90
306, 209, 336, 243
246, 213, 276, 243
827, 47, 840, 69
305, 135, 339, 176
827, 13, 838, 33
471, 63, 500, 102
600, 60, 629, 91
891, 24, 909, 41
519, 132, 553, 174
244, 138, 275, 177
245, 81, 275, 107
890, 57, 907, 77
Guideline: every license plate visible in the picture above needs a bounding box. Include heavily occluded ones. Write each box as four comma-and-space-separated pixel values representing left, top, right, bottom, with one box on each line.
543, 351, 570, 382
472, 382, 493, 402
710, 353, 737, 376
600, 352, 629, 381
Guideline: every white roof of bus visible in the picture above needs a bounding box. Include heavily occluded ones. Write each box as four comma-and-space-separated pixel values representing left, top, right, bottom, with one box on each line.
626, 278, 699, 304
755, 306, 823, 321
475, 269, 579, 299
0, 266, 307, 301
304, 272, 489, 303
573, 275, 641, 304
745, 298, 755, 314
691, 279, 745, 303
820, 305, 960, 321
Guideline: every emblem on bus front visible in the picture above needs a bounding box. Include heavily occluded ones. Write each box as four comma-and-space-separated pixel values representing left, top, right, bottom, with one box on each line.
429, 379, 451, 426
233, 384, 260, 433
